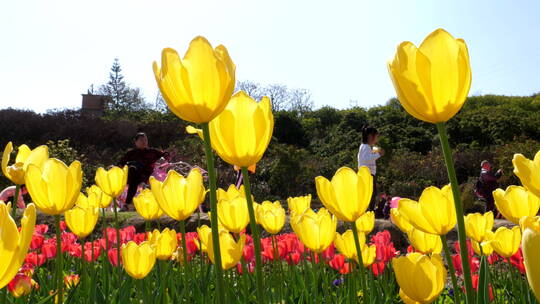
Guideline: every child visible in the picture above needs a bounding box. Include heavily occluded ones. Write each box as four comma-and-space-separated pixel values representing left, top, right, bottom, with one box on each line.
357, 125, 384, 211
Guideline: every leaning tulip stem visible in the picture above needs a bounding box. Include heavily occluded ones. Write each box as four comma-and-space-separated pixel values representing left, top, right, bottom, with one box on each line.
201, 123, 225, 303
11, 184, 20, 218
241, 166, 265, 303
436, 122, 474, 303
441, 234, 461, 304
112, 199, 121, 271
350, 223, 367, 291
179, 220, 189, 271
54, 215, 64, 303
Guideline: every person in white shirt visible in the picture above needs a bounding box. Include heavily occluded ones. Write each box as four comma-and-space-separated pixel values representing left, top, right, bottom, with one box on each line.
357, 125, 384, 211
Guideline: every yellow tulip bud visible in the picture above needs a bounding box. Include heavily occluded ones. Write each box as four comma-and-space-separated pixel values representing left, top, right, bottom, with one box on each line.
86, 185, 112, 208
75, 192, 100, 209
133, 189, 164, 221
388, 28, 471, 123
513, 151, 540, 198
153, 36, 236, 124
0, 202, 36, 288
95, 166, 128, 198
393, 253, 447, 304
465, 212, 494, 243
491, 226, 521, 258
25, 158, 82, 215
355, 211, 375, 234
148, 228, 178, 260
196, 225, 212, 253
398, 185, 456, 235
65, 205, 99, 239
217, 196, 250, 234
256, 201, 285, 235
471, 230, 494, 256
291, 208, 336, 253
2, 142, 49, 185
217, 184, 247, 201
494, 186, 540, 225
315, 166, 373, 222
150, 169, 206, 221
334, 229, 375, 267
121, 241, 156, 279
334, 230, 366, 260
390, 208, 414, 233
197, 91, 274, 167
520, 216, 540, 301
287, 194, 311, 215
207, 231, 245, 270
407, 228, 442, 254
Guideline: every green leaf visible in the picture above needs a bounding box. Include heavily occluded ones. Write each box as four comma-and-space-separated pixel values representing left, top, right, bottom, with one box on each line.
476, 256, 490, 304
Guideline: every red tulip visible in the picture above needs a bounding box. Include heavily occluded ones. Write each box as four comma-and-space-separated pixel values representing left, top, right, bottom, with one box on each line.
329, 254, 350, 274
108, 248, 120, 266
25, 252, 46, 267
30, 234, 44, 251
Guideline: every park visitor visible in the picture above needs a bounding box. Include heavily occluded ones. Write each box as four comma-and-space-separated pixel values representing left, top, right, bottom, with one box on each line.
118, 132, 169, 209
474, 160, 503, 213
357, 125, 384, 211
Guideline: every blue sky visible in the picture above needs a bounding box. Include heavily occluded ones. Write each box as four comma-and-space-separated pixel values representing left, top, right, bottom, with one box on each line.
1, 0, 539, 112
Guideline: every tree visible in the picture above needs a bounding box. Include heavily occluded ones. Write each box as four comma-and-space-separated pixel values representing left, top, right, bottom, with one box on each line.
235, 80, 314, 113
98, 58, 146, 112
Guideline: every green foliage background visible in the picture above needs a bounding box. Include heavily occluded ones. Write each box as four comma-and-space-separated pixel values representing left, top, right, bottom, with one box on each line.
1, 94, 539, 211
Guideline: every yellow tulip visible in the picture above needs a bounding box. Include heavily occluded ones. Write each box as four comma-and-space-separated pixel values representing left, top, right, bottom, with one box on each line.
388, 28, 471, 124
187, 91, 274, 167
133, 189, 164, 221
86, 185, 112, 208
471, 230, 494, 256
287, 194, 311, 215
206, 231, 246, 270
65, 205, 99, 239
494, 186, 540, 224
291, 208, 337, 253
334, 229, 364, 260
150, 169, 206, 221
153, 36, 235, 124
464, 212, 494, 243
148, 228, 178, 260
521, 216, 540, 301
513, 151, 540, 198
491, 226, 521, 258
256, 201, 285, 235
407, 228, 442, 254
334, 229, 375, 266
390, 208, 414, 233
2, 142, 49, 185
393, 253, 447, 304
0, 202, 36, 288
216, 184, 253, 202
315, 166, 373, 222
196, 225, 211, 252
95, 166, 128, 198
75, 192, 100, 209
398, 185, 456, 235
121, 241, 156, 279
24, 158, 82, 215
217, 196, 249, 234
355, 211, 375, 234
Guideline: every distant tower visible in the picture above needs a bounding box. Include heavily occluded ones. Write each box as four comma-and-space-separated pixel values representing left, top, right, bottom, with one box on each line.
81, 94, 107, 117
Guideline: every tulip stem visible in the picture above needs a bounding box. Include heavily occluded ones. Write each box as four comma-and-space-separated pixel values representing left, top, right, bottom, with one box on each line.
437, 122, 474, 303
112, 198, 122, 277
350, 222, 367, 292
179, 220, 189, 271
441, 234, 461, 304
54, 214, 64, 303
201, 123, 225, 303
241, 166, 265, 303
11, 184, 20, 218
